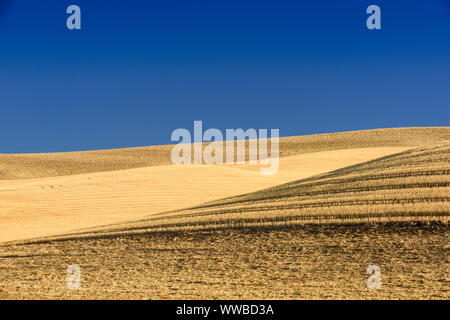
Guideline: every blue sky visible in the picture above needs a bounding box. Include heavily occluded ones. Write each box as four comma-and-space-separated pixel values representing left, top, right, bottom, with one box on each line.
0, 0, 449, 152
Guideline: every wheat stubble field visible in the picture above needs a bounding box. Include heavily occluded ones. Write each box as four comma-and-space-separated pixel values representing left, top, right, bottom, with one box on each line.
0, 127, 449, 299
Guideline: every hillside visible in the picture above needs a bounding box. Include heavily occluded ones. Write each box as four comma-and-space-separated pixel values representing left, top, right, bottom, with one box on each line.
41, 141, 449, 241
0, 147, 409, 242
0, 128, 448, 299
0, 140, 448, 299
1, 127, 449, 180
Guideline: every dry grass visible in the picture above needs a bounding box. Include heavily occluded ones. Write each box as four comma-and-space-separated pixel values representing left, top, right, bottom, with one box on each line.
1, 127, 449, 180
0, 147, 410, 242
0, 127, 449, 299
44, 141, 449, 240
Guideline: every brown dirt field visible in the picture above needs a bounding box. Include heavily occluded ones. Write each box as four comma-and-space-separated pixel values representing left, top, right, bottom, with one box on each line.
0, 222, 448, 299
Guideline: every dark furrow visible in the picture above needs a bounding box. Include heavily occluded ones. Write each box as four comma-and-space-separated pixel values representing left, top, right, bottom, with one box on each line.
79, 211, 450, 240
237, 169, 450, 199
134, 197, 450, 223
186, 181, 450, 210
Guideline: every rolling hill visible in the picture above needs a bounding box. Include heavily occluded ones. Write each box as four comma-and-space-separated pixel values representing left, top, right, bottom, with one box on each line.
0, 127, 449, 299
28, 138, 449, 241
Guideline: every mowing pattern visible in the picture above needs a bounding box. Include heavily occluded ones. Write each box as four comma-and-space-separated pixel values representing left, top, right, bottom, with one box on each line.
35, 142, 449, 242
0, 147, 411, 243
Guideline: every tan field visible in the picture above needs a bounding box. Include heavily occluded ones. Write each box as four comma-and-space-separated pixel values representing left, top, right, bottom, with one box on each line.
0, 147, 411, 243
0, 127, 449, 299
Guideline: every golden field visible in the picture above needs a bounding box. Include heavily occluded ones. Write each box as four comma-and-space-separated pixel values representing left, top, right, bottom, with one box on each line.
0, 127, 449, 299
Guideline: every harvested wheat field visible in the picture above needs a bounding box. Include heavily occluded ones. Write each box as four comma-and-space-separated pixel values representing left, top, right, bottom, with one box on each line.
0, 127, 449, 299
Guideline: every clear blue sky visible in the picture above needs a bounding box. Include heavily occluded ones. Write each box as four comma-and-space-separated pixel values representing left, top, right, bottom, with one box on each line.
0, 0, 449, 153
